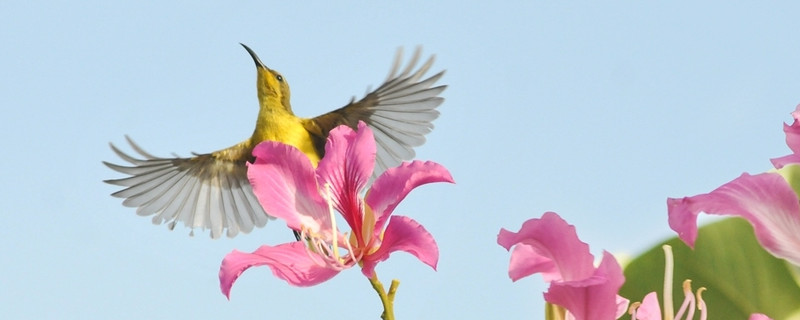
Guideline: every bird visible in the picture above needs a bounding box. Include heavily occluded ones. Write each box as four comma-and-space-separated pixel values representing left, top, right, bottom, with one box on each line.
104, 44, 446, 239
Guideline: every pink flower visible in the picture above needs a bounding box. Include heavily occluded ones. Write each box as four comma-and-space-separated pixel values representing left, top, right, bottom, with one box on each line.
497, 212, 629, 320
219, 122, 454, 298
498, 215, 772, 320
667, 104, 800, 266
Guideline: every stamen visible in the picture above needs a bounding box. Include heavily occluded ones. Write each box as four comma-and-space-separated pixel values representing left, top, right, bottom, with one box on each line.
674, 280, 695, 320
628, 301, 642, 318
323, 183, 341, 261
696, 287, 707, 320
302, 228, 326, 267
342, 231, 360, 265
662, 245, 674, 320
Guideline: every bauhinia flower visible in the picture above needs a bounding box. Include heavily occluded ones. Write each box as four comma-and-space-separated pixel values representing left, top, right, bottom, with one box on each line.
667, 104, 800, 266
497, 212, 629, 320
498, 213, 773, 320
627, 245, 772, 320
628, 246, 708, 320
219, 121, 454, 298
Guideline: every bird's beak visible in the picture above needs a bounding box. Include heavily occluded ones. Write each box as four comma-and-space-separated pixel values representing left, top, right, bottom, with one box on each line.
240, 43, 267, 69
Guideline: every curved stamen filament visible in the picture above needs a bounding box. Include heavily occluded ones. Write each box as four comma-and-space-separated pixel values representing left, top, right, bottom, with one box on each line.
696, 287, 707, 320
301, 227, 327, 267
674, 280, 695, 320
323, 183, 341, 261
628, 301, 642, 318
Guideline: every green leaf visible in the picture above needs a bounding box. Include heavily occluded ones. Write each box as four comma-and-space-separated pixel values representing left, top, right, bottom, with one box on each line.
620, 218, 800, 319
776, 164, 800, 197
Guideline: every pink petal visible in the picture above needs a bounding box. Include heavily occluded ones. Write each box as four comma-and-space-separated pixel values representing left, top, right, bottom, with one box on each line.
616, 295, 631, 319
506, 243, 557, 282
667, 172, 800, 266
543, 252, 625, 320
248, 141, 330, 231
749, 314, 773, 320
786, 105, 800, 154
769, 153, 800, 169
316, 122, 375, 242
219, 242, 340, 298
771, 105, 800, 168
497, 212, 595, 282
635, 292, 661, 320
366, 160, 454, 234
360, 215, 438, 278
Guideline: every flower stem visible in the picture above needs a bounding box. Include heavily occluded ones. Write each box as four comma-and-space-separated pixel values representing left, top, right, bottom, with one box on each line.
369, 272, 399, 320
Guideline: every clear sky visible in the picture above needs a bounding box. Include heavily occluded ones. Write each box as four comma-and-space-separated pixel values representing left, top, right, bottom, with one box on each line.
3, 2, 800, 319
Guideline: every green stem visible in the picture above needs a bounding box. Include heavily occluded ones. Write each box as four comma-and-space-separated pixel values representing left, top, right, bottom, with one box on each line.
369, 272, 399, 320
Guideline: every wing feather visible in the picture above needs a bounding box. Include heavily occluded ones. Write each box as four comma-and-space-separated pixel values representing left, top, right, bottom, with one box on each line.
307, 47, 446, 179
104, 138, 273, 238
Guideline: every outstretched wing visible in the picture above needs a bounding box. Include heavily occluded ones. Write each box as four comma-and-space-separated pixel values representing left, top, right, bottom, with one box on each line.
306, 47, 446, 178
103, 137, 271, 239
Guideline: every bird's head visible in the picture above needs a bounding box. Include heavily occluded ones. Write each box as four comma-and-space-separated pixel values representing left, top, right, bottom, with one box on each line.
240, 43, 293, 114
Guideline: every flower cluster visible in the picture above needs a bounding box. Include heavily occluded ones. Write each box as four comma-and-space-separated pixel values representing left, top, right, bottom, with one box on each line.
498, 212, 772, 320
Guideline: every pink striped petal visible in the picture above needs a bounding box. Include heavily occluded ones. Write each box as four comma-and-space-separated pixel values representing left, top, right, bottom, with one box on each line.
667, 172, 800, 266
316, 122, 375, 242
749, 314, 773, 320
366, 161, 454, 234
219, 242, 340, 298
360, 215, 439, 278
543, 252, 625, 320
497, 212, 594, 282
248, 141, 330, 232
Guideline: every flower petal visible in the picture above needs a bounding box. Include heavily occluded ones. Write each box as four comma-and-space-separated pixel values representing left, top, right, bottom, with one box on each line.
366, 160, 454, 234
786, 106, 800, 153
543, 252, 625, 320
219, 242, 340, 298
497, 212, 595, 282
771, 105, 800, 168
770, 153, 800, 169
316, 122, 375, 242
360, 215, 438, 278
635, 292, 661, 320
749, 314, 773, 320
248, 141, 330, 231
616, 295, 631, 319
667, 172, 800, 266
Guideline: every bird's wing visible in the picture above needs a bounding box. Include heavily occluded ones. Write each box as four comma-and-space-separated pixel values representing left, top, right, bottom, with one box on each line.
306, 47, 446, 178
103, 136, 271, 239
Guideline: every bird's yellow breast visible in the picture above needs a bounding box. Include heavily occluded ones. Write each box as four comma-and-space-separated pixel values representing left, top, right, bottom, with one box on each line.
252, 111, 321, 166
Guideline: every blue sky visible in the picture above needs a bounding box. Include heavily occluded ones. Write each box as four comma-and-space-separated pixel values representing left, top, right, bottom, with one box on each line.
3, 2, 800, 319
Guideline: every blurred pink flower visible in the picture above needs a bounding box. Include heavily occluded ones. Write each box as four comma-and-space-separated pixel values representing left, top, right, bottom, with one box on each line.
630, 285, 772, 320
219, 122, 453, 298
668, 104, 800, 266
498, 212, 628, 320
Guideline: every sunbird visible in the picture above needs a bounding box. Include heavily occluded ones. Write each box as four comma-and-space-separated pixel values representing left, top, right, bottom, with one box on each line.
104, 44, 446, 239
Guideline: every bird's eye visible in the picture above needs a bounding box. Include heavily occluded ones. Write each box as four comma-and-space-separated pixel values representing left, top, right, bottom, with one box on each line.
276, 75, 283, 82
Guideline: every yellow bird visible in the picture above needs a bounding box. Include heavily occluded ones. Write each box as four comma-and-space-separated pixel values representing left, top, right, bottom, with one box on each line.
104, 44, 446, 239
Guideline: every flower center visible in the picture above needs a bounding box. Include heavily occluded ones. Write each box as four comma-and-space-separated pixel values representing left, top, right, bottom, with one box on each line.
300, 183, 358, 271
628, 245, 707, 320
